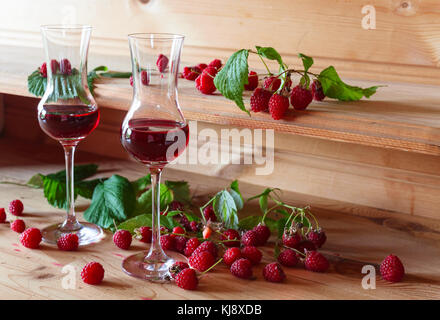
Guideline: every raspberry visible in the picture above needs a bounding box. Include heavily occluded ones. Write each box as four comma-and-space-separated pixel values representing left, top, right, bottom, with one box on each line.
136, 226, 152, 243
203, 204, 217, 222
156, 54, 169, 72
129, 75, 133, 87
174, 236, 188, 253
182, 66, 201, 81
50, 59, 59, 74
253, 224, 271, 245
113, 230, 132, 250
170, 201, 184, 211
40, 62, 47, 78
10, 219, 25, 233
57, 233, 79, 251
263, 76, 281, 92
304, 251, 329, 272
197, 63, 208, 70
192, 240, 218, 258
60, 58, 72, 75
278, 249, 299, 267
189, 250, 215, 272
311, 80, 325, 101
241, 230, 259, 247
244, 71, 258, 91
380, 254, 405, 282
9, 199, 24, 216
190, 221, 200, 232
0, 208, 6, 223
20, 228, 42, 249
160, 226, 170, 234
179, 215, 191, 231
169, 261, 189, 279
195, 67, 217, 94
241, 246, 262, 265
175, 268, 198, 290
184, 238, 200, 257
250, 88, 271, 112
269, 94, 290, 120
160, 234, 175, 251
282, 231, 302, 248
81, 262, 104, 285
306, 229, 326, 248
263, 262, 285, 283
295, 240, 316, 255
172, 226, 185, 235
230, 258, 253, 279
202, 226, 213, 239
221, 229, 240, 247
141, 70, 149, 85
208, 59, 222, 70
290, 85, 313, 110
223, 247, 242, 267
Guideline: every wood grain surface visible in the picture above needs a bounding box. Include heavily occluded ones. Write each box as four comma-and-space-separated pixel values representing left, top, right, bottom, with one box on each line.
0, 138, 439, 300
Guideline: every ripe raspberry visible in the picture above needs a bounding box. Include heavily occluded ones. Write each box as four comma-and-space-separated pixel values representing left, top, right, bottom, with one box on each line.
190, 221, 200, 232
10, 219, 25, 233
9, 199, 24, 216
179, 215, 191, 231
263, 262, 286, 283
241, 230, 259, 247
175, 268, 198, 290
202, 226, 213, 239
306, 229, 326, 248
221, 229, 240, 247
244, 71, 258, 91
141, 70, 149, 85
182, 66, 201, 81
295, 240, 316, 255
50, 59, 59, 74
195, 67, 217, 95
174, 236, 188, 253
380, 254, 405, 283
81, 262, 104, 285
203, 204, 217, 222
241, 246, 262, 265
253, 224, 271, 246
208, 59, 222, 70
156, 54, 169, 72
20, 228, 42, 249
263, 77, 281, 92
160, 234, 175, 251
250, 88, 271, 112
304, 251, 329, 272
136, 226, 152, 243
40, 62, 47, 78
184, 238, 200, 257
269, 94, 290, 120
60, 58, 72, 75
169, 261, 189, 279
113, 230, 132, 250
278, 249, 299, 267
230, 258, 253, 279
192, 240, 218, 258
290, 85, 313, 110
197, 63, 208, 71
57, 233, 79, 251
129, 75, 133, 87
189, 250, 215, 272
170, 201, 184, 211
311, 80, 325, 101
172, 226, 185, 235
223, 247, 242, 267
0, 208, 6, 223
282, 231, 302, 248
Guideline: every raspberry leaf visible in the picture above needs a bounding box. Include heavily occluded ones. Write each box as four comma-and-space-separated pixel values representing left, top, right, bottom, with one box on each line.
26, 173, 45, 188
133, 183, 173, 216
213, 49, 250, 115
131, 174, 151, 195
256, 46, 286, 71
213, 190, 239, 229
165, 180, 191, 204
229, 180, 244, 210
117, 213, 181, 233
87, 65, 108, 95
318, 66, 380, 101
183, 211, 201, 222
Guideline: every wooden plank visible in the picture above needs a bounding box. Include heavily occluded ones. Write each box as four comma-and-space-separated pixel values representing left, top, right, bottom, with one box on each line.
0, 138, 439, 299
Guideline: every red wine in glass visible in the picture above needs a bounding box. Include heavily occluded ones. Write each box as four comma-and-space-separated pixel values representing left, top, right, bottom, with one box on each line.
121, 118, 189, 166
38, 105, 100, 141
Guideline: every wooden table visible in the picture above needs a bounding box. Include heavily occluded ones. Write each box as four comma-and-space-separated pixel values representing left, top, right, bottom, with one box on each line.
0, 138, 439, 300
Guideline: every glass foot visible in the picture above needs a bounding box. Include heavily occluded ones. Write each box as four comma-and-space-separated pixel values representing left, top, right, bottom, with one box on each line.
122, 250, 187, 282
42, 222, 103, 246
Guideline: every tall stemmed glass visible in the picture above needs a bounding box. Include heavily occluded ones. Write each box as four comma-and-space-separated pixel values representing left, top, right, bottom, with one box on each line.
121, 33, 188, 282
37, 25, 103, 245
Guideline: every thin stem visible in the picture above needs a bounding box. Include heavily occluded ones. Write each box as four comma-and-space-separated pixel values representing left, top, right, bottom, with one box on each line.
60, 144, 80, 231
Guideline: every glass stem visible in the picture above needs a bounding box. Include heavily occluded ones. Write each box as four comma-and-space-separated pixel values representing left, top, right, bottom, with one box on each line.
61, 144, 80, 231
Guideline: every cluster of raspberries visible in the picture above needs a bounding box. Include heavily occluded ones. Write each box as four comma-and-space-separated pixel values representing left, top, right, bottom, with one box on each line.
39, 58, 72, 78
181, 59, 222, 95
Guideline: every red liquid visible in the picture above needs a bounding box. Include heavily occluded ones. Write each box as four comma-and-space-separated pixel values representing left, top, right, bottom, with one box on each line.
121, 119, 189, 166
38, 105, 100, 141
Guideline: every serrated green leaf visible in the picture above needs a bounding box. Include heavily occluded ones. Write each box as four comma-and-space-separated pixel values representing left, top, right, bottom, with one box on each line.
131, 174, 151, 195
87, 65, 108, 95
134, 183, 173, 216
76, 178, 104, 199
118, 214, 152, 233
27, 174, 44, 188
213, 190, 239, 229
183, 211, 201, 222
298, 53, 314, 73
165, 180, 191, 204
47, 164, 98, 183
277, 217, 288, 239
238, 215, 262, 230
42, 175, 76, 210
229, 180, 243, 210
213, 49, 250, 115
100, 71, 132, 78
255, 46, 285, 71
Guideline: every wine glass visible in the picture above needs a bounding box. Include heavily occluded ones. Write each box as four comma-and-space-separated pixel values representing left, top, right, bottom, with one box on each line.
37, 25, 103, 245
120, 33, 188, 282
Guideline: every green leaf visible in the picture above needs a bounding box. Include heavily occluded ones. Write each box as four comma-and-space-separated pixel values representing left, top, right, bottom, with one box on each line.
229, 180, 244, 210
277, 217, 288, 239
160, 215, 181, 230
42, 175, 75, 210
100, 71, 132, 78
318, 66, 380, 101
87, 65, 108, 95
76, 178, 104, 199
183, 211, 201, 222
84, 175, 136, 229
265, 218, 278, 233
27, 70, 47, 97
47, 164, 98, 183
238, 215, 262, 230
298, 53, 314, 73
165, 180, 191, 204
27, 174, 44, 188
118, 214, 152, 233
255, 46, 285, 71
131, 175, 151, 195
213, 190, 239, 229
213, 49, 250, 115
134, 183, 173, 216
